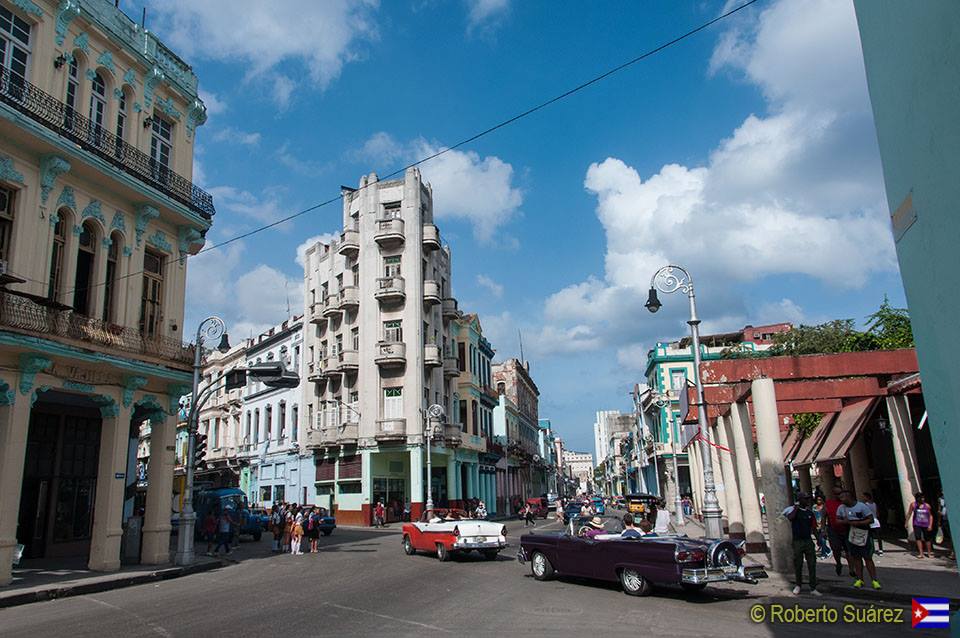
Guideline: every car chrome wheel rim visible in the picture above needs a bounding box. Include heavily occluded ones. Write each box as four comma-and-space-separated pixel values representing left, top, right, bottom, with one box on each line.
533, 554, 545, 576
623, 570, 642, 591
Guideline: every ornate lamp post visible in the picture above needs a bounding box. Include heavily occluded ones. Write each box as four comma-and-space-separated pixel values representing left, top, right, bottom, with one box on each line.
645, 265, 723, 538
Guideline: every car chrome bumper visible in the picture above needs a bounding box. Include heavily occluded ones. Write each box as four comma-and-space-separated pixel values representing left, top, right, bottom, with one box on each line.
681, 565, 768, 585
454, 539, 508, 550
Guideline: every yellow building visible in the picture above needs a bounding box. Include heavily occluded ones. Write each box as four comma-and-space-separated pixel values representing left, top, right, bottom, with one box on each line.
0, 0, 212, 584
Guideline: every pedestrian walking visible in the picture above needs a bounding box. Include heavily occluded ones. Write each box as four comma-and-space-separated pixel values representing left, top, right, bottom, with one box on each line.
837, 489, 881, 590
307, 506, 320, 553
824, 486, 851, 576
270, 504, 284, 552
863, 492, 884, 555
813, 496, 831, 558
282, 507, 293, 553
653, 499, 673, 535
681, 495, 692, 517
202, 510, 218, 556
374, 501, 386, 528
784, 492, 820, 596
214, 508, 232, 556
523, 504, 536, 527
908, 492, 935, 558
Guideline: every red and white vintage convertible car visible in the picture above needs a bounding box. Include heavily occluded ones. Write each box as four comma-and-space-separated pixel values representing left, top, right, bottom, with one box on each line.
401, 509, 508, 561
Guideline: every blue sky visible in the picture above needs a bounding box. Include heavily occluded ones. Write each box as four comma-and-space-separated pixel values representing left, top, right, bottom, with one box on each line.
129, 0, 905, 455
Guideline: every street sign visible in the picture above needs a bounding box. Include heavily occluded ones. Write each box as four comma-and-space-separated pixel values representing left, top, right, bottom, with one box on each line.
679, 380, 690, 421
681, 424, 699, 450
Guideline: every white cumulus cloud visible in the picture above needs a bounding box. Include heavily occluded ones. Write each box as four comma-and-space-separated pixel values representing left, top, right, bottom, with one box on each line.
476, 274, 504, 298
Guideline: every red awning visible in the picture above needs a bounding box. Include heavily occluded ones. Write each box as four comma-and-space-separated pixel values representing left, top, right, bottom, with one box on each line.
814, 398, 879, 464
792, 412, 837, 467
781, 428, 803, 464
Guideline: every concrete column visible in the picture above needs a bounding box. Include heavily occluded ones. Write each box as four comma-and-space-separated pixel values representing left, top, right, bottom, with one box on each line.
360, 450, 372, 523
409, 446, 423, 511
465, 461, 476, 500
142, 412, 176, 564
0, 395, 32, 585
797, 465, 813, 495
752, 378, 791, 574
715, 415, 744, 536
848, 435, 872, 498
818, 463, 836, 494
89, 402, 133, 572
729, 401, 765, 549
841, 459, 854, 491
446, 458, 459, 504
886, 395, 921, 532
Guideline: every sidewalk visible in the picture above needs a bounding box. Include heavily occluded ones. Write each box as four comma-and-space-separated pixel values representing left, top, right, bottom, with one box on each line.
678, 518, 960, 604
0, 555, 224, 609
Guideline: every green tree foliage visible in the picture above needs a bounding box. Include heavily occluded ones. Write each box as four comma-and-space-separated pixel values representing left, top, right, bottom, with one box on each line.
791, 412, 823, 439
768, 297, 914, 356
594, 460, 606, 483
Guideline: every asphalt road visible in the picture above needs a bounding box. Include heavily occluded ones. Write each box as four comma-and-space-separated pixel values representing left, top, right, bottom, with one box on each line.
0, 515, 933, 637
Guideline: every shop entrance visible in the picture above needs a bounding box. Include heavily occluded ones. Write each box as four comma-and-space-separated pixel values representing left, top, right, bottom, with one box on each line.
372, 477, 406, 522
17, 407, 102, 560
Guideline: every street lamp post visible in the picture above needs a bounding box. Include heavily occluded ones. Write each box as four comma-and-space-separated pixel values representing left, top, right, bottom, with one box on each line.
645, 265, 723, 538
425, 404, 445, 511
175, 316, 228, 566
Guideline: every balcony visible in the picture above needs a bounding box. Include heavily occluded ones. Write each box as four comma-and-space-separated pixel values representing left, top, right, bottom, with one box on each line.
375, 341, 406, 368
0, 67, 215, 219
306, 360, 326, 383
443, 355, 459, 378
339, 285, 359, 310
338, 349, 359, 372
422, 223, 441, 251
424, 343, 442, 368
441, 297, 459, 320
443, 424, 463, 447
423, 280, 441, 306
376, 419, 407, 441
374, 276, 405, 303
374, 218, 405, 247
325, 354, 342, 375
322, 295, 341, 318
0, 290, 193, 369
338, 228, 359, 257
309, 302, 325, 324
339, 422, 359, 443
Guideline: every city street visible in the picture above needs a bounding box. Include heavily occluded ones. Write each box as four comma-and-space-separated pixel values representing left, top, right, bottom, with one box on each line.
0, 518, 932, 638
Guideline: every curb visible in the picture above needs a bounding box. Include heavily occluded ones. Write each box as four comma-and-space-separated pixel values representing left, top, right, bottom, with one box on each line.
0, 559, 225, 609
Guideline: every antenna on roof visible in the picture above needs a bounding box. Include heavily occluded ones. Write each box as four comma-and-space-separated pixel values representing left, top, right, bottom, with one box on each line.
141, 7, 146, 29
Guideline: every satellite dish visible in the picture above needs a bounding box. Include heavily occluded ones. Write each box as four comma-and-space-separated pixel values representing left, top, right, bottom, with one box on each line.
427, 404, 445, 419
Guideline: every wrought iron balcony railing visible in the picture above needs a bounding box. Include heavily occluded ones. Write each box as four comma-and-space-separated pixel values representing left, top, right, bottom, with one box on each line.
0, 291, 194, 366
0, 67, 215, 219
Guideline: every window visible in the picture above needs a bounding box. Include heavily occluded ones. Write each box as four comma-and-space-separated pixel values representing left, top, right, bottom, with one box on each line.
73, 221, 97, 316
670, 369, 687, 392
351, 263, 359, 285
459, 400, 467, 432
458, 342, 465, 371
335, 333, 343, 355
1, 6, 31, 81
65, 55, 79, 128
89, 71, 107, 138
150, 115, 173, 179
139, 250, 164, 338
382, 202, 401, 219
102, 233, 120, 322
291, 405, 298, 441
278, 402, 286, 439
115, 88, 128, 152
339, 482, 361, 494
273, 485, 285, 502
275, 462, 286, 479
383, 255, 401, 278
259, 486, 272, 503
265, 405, 273, 440
383, 320, 402, 343
245, 411, 252, 445
383, 387, 402, 419
351, 327, 359, 351
0, 186, 14, 262
253, 409, 260, 443
260, 464, 272, 480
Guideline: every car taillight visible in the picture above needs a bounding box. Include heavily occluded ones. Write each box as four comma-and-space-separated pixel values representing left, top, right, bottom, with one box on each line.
737, 546, 746, 557
453, 526, 460, 537
501, 526, 507, 536
676, 549, 706, 563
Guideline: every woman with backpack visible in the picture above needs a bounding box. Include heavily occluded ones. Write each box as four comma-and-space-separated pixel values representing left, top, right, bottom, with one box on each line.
908, 492, 935, 558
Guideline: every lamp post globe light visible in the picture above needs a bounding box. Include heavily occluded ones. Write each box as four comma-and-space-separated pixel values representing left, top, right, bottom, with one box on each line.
646, 265, 724, 539
425, 404, 445, 512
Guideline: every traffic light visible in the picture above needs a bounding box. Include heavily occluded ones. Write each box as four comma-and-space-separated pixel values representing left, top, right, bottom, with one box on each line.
194, 433, 207, 469
224, 368, 247, 391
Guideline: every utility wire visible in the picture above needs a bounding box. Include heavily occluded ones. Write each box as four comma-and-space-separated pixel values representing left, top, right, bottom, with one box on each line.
43, 0, 759, 299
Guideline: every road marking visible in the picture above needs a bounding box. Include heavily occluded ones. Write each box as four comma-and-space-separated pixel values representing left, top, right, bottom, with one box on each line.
81, 595, 172, 637
322, 602, 453, 633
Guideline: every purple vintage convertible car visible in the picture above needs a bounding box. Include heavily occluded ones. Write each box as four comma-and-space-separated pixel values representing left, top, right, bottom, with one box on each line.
517, 527, 767, 596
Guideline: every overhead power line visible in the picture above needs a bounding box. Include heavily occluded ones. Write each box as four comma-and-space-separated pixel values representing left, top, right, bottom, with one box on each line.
46, 0, 760, 299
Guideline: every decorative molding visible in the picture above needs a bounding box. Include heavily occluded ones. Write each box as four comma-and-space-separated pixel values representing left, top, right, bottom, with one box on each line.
133, 101, 142, 113
73, 31, 89, 54
178, 226, 204, 256
92, 394, 119, 418
136, 394, 167, 420
96, 50, 115, 73
185, 99, 207, 139
0, 379, 14, 406
113, 87, 124, 100
135, 203, 159, 246
39, 155, 70, 205
167, 383, 192, 415
13, 0, 43, 18
123, 246, 133, 257
55, 0, 81, 46
102, 236, 112, 248
55, 184, 76, 213
146, 229, 172, 253
72, 224, 82, 236
63, 380, 95, 394
123, 68, 137, 86
110, 210, 127, 234
80, 199, 105, 225
0, 154, 25, 184
84, 68, 96, 81
18, 353, 53, 396
143, 66, 165, 109
122, 375, 149, 407
30, 385, 52, 407
156, 96, 182, 121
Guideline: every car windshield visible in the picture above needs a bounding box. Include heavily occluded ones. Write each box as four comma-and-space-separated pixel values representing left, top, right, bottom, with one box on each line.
222, 494, 245, 511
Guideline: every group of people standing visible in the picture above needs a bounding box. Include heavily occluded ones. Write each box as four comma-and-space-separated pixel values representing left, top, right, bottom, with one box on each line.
269, 502, 328, 554
202, 507, 239, 557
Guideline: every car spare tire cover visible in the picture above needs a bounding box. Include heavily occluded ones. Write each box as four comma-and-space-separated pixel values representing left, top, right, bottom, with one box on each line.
708, 540, 740, 568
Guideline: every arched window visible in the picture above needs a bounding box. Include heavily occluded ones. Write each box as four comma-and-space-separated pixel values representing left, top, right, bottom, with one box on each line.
73, 220, 97, 315
102, 231, 121, 322
48, 209, 70, 301
89, 71, 106, 129
115, 85, 131, 158
0, 185, 16, 263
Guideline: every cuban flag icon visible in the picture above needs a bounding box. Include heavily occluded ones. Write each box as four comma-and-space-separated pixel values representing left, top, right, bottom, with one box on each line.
912, 598, 951, 629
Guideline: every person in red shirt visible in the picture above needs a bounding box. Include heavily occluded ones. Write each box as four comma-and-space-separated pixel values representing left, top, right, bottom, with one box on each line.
824, 485, 852, 576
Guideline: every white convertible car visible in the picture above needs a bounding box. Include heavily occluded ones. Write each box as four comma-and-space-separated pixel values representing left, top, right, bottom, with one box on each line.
401, 509, 508, 561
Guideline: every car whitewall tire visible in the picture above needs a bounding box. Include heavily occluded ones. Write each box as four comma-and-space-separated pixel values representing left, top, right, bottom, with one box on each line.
620, 568, 652, 596
531, 551, 554, 580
